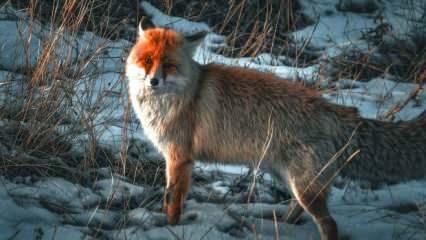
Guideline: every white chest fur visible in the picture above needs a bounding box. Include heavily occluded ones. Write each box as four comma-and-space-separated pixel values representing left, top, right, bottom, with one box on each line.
128, 80, 184, 155
129, 90, 162, 152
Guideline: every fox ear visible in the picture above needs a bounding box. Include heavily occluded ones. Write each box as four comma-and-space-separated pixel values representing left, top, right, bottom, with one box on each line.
184, 31, 208, 55
138, 17, 155, 38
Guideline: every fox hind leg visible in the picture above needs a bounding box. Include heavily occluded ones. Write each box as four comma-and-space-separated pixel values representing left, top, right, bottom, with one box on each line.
283, 199, 305, 224
286, 171, 338, 240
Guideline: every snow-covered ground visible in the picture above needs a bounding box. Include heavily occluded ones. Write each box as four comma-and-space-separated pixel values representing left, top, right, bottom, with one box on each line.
0, 0, 425, 239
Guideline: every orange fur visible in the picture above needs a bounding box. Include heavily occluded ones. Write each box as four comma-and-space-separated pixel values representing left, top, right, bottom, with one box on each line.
131, 28, 182, 76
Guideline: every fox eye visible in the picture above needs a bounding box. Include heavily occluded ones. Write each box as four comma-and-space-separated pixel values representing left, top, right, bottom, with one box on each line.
144, 55, 152, 65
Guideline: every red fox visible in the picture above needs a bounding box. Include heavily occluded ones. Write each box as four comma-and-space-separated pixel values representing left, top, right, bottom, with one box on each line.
125, 24, 426, 240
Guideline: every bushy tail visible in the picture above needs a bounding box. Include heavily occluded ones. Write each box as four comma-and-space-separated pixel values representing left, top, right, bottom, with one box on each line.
340, 112, 426, 184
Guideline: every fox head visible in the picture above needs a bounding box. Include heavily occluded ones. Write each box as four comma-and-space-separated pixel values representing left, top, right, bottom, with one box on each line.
126, 23, 206, 96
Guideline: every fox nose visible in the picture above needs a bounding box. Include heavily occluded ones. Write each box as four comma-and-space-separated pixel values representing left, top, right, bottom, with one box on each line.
150, 78, 159, 87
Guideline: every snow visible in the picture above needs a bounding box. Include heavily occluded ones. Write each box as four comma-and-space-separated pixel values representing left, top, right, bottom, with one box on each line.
196, 48, 320, 83
0, 20, 41, 71
295, 0, 376, 49
141, 1, 210, 35
94, 177, 146, 205
323, 77, 425, 120
0, 0, 426, 239
0, 174, 425, 239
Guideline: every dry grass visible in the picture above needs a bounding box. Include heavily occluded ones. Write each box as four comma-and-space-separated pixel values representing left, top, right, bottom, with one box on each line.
0, 0, 128, 182
0, 0, 175, 188
148, 0, 312, 60
329, 32, 426, 83
10, 0, 142, 40
329, 1, 426, 84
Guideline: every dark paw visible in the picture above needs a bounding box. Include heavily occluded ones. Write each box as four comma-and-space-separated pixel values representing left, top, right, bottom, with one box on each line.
167, 208, 181, 225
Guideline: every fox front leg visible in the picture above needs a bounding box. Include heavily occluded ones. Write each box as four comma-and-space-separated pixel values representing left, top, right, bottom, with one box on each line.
163, 144, 193, 225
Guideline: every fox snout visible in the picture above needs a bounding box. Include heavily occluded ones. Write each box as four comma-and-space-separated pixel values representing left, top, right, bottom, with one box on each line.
125, 60, 169, 94
140, 57, 168, 89
142, 67, 165, 90
145, 77, 165, 90
150, 78, 159, 87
